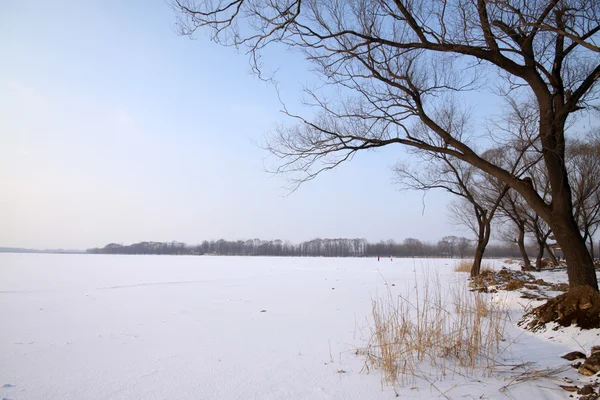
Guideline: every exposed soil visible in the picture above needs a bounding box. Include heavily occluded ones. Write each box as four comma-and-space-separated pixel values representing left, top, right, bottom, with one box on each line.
519, 285, 600, 331
469, 267, 568, 295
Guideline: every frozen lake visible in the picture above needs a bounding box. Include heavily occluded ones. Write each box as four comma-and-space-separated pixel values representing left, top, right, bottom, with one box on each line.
0, 254, 584, 399
2, 254, 440, 399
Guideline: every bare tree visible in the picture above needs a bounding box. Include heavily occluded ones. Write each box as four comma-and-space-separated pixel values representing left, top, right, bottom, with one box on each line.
568, 134, 600, 259
497, 222, 531, 266
529, 213, 555, 268
455, 237, 471, 259
494, 152, 556, 270
437, 236, 455, 258
397, 150, 507, 276
403, 237, 422, 257
497, 190, 532, 266
173, 0, 600, 290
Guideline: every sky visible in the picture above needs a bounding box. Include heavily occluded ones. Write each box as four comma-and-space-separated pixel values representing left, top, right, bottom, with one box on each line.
0, 0, 474, 249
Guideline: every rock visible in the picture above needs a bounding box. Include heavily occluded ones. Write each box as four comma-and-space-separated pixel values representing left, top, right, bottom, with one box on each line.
562, 351, 587, 361
580, 352, 600, 376
579, 365, 598, 376
578, 385, 595, 395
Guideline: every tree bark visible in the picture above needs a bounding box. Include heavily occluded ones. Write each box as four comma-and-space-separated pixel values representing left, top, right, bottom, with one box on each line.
544, 242, 559, 266
516, 223, 531, 268
471, 243, 484, 278
536, 101, 599, 290
471, 220, 491, 278
535, 242, 544, 271
551, 214, 599, 290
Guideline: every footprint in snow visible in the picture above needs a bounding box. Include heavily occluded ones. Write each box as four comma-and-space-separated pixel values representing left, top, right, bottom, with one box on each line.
1, 384, 14, 388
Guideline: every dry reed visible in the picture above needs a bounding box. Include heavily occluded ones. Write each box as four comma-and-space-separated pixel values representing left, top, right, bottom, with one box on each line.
454, 260, 495, 274
360, 269, 509, 387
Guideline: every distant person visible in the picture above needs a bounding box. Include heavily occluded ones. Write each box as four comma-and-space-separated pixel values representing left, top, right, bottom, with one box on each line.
390, 255, 393, 262
377, 255, 380, 261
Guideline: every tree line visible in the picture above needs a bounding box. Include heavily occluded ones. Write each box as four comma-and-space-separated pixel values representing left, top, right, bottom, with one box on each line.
86, 236, 539, 258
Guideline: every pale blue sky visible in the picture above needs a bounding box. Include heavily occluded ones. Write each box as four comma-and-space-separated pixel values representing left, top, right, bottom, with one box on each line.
1, 0, 466, 249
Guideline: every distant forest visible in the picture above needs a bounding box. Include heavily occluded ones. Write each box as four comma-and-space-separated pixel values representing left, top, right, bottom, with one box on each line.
86, 236, 542, 258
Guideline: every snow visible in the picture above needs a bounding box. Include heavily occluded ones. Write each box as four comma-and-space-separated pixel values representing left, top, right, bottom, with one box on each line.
0, 254, 597, 399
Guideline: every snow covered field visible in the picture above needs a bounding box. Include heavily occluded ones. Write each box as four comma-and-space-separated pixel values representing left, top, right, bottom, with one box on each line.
0, 254, 596, 399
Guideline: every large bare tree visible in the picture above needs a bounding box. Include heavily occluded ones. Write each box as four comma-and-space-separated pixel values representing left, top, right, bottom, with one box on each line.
173, 0, 600, 290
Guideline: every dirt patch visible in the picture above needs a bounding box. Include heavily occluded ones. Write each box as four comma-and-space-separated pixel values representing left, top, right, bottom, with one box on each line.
539, 258, 556, 269
519, 292, 549, 301
519, 286, 600, 331
504, 279, 525, 291
469, 267, 567, 294
470, 268, 530, 290
522, 264, 538, 271
549, 282, 570, 292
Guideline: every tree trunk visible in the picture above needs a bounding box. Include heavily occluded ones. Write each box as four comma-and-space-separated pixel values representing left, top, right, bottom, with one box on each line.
535, 242, 544, 271
551, 214, 599, 291
471, 243, 485, 278
536, 105, 598, 291
471, 220, 491, 278
544, 242, 559, 266
516, 223, 531, 267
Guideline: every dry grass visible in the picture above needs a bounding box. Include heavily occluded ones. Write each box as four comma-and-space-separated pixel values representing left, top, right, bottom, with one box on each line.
360, 269, 509, 387
480, 264, 495, 275
454, 260, 495, 274
454, 260, 472, 272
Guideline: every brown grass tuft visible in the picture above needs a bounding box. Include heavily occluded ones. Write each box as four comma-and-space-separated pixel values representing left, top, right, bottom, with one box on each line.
454, 260, 495, 274
360, 269, 509, 386
454, 260, 472, 272
504, 279, 525, 291
480, 263, 495, 275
